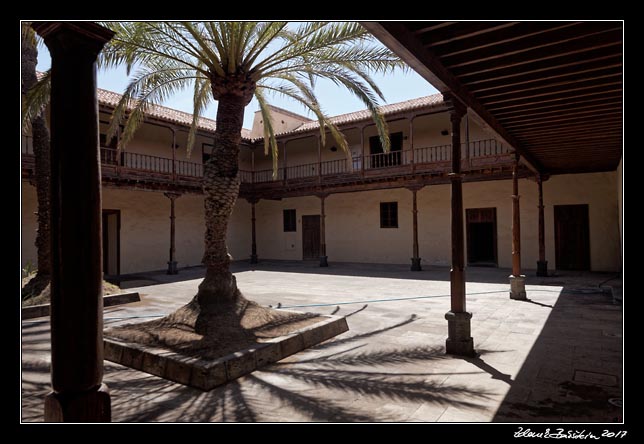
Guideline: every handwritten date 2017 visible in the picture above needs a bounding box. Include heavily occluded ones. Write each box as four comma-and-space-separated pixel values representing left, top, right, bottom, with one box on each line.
514, 427, 628, 439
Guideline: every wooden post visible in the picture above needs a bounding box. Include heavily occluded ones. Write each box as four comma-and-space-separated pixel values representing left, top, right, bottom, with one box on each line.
317, 135, 322, 183
33, 21, 114, 422
251, 148, 255, 184
249, 198, 259, 264
283, 140, 288, 182
409, 116, 416, 174
410, 187, 422, 271
444, 102, 474, 356
510, 152, 527, 299
165, 192, 180, 274
171, 127, 176, 181
319, 194, 328, 267
360, 126, 366, 176
536, 174, 548, 277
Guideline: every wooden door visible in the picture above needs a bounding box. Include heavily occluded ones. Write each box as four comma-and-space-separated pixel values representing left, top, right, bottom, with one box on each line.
466, 208, 498, 266
102, 210, 121, 276
554, 204, 590, 270
302, 215, 320, 260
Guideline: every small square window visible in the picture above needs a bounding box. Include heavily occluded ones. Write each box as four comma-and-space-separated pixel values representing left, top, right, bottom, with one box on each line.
380, 202, 398, 228
283, 209, 296, 232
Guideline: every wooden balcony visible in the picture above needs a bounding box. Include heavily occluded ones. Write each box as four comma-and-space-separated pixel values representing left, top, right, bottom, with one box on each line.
22, 139, 520, 198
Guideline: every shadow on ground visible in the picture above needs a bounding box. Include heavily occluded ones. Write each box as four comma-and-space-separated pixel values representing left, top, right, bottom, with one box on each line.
22, 313, 493, 422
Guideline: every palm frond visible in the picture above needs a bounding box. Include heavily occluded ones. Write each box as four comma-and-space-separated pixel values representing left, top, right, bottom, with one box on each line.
22, 69, 50, 132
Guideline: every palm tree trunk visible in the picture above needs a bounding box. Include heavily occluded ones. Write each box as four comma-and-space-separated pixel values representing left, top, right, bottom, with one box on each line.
195, 92, 247, 309
22, 27, 51, 298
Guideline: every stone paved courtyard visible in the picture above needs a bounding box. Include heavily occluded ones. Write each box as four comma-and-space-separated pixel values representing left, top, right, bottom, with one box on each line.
21, 261, 623, 422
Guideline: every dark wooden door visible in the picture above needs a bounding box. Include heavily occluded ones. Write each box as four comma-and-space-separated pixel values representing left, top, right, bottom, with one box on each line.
302, 215, 320, 260
466, 208, 498, 266
554, 204, 590, 270
102, 210, 121, 276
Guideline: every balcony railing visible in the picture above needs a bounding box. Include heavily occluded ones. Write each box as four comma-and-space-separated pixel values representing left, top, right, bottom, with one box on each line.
22, 139, 513, 189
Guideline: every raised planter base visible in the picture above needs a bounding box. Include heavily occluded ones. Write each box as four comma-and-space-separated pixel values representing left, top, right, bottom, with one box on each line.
22, 291, 141, 320
104, 313, 349, 391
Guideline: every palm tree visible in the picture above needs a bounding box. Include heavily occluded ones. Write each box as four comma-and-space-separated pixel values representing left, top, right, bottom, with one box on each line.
21, 23, 51, 298
100, 22, 404, 330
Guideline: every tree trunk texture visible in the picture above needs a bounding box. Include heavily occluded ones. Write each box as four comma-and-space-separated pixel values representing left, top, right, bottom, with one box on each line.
22, 27, 52, 298
195, 92, 245, 309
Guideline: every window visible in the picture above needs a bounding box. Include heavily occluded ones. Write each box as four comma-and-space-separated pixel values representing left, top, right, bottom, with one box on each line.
369, 132, 403, 168
380, 202, 398, 228
202, 143, 214, 164
283, 209, 296, 232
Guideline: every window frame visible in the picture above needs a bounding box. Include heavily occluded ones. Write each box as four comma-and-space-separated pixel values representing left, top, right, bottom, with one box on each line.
283, 209, 297, 232
380, 202, 399, 229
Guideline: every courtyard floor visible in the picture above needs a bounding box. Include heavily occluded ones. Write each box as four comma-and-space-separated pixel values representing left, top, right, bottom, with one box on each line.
21, 261, 623, 423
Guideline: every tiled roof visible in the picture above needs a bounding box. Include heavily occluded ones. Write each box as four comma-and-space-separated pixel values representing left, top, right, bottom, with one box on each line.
97, 88, 253, 140
276, 93, 445, 137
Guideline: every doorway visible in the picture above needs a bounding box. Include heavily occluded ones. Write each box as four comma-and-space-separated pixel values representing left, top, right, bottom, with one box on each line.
369, 132, 403, 168
302, 215, 320, 260
554, 204, 590, 270
466, 208, 498, 267
102, 209, 121, 276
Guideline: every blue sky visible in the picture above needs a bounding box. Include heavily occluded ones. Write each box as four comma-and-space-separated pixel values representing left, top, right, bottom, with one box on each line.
36, 40, 438, 130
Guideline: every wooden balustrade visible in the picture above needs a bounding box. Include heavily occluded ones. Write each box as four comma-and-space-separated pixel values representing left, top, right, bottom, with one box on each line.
23, 139, 512, 189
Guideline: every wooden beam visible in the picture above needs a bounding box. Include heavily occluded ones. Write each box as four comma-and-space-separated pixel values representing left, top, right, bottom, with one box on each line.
486, 86, 622, 111
451, 31, 622, 77
470, 63, 622, 94
435, 22, 580, 58
475, 71, 622, 100
444, 24, 621, 69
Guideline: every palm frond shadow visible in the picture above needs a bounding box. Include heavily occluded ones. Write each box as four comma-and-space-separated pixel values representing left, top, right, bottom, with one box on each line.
22, 316, 494, 422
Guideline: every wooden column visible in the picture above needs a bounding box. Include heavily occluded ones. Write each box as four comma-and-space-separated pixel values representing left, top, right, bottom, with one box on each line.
509, 152, 527, 299
249, 198, 259, 264
410, 187, 422, 271
409, 116, 416, 174
360, 126, 366, 176
165, 192, 181, 274
33, 21, 114, 422
536, 174, 548, 277
444, 102, 474, 356
319, 194, 328, 267
170, 127, 176, 182
317, 136, 322, 183
283, 140, 288, 182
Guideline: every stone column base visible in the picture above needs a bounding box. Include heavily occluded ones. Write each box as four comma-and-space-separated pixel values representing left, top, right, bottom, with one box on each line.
445, 311, 475, 356
536, 261, 548, 277
509, 275, 527, 300
250, 254, 258, 264
410, 257, 422, 271
44, 383, 111, 422
167, 261, 178, 275
319, 256, 328, 267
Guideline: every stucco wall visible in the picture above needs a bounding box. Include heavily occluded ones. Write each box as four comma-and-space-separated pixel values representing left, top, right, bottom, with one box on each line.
252, 172, 620, 272
21, 171, 620, 274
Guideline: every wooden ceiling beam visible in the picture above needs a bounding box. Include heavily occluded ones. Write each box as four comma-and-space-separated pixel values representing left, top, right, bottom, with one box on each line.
475, 71, 622, 100
422, 22, 520, 46
514, 120, 622, 136
495, 99, 622, 121
463, 51, 621, 86
492, 94, 623, 117
503, 110, 622, 129
481, 80, 622, 107
468, 61, 622, 94
444, 24, 621, 69
434, 22, 580, 58
455, 41, 622, 79
486, 87, 622, 111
